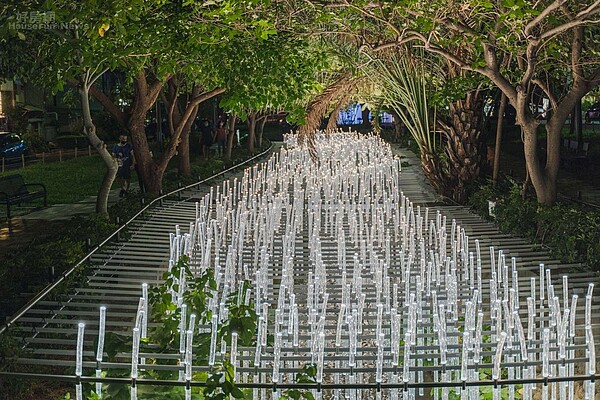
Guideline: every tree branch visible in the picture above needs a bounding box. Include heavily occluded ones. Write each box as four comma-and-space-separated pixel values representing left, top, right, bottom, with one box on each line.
164, 79, 178, 137
532, 78, 559, 111
89, 67, 109, 88
359, 35, 423, 53
148, 74, 170, 109
158, 86, 225, 171
482, 43, 499, 71
520, 42, 539, 88
525, 0, 567, 36
576, 0, 600, 19
539, 15, 600, 44
88, 84, 128, 129
187, 87, 226, 110
589, 67, 600, 87
337, 0, 402, 40
571, 26, 585, 83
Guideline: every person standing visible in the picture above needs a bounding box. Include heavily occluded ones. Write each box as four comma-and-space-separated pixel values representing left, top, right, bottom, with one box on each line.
200, 120, 214, 158
112, 134, 135, 197
215, 121, 227, 156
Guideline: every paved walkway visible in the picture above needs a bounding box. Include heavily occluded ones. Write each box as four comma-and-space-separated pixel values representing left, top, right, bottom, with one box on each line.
2, 138, 599, 400
391, 145, 441, 204
0, 185, 136, 255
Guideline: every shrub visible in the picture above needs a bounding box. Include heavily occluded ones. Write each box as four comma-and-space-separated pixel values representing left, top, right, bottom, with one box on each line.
467, 180, 503, 220
21, 131, 50, 152
470, 181, 600, 270
493, 184, 538, 239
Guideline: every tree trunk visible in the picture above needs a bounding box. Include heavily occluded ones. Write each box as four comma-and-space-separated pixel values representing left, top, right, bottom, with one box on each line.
420, 151, 450, 197
574, 100, 583, 153
129, 117, 163, 193
436, 91, 485, 203
177, 105, 198, 176
91, 72, 225, 194
492, 93, 507, 186
226, 114, 237, 160
258, 116, 267, 147
165, 80, 202, 177
247, 112, 257, 152
136, 158, 164, 194
80, 84, 118, 218
161, 85, 224, 177
522, 119, 559, 205
177, 120, 192, 177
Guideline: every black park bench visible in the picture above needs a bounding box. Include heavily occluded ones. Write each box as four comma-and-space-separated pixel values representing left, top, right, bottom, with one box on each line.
0, 174, 47, 219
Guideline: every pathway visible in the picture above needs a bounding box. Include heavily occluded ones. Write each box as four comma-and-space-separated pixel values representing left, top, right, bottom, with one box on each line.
1, 138, 598, 399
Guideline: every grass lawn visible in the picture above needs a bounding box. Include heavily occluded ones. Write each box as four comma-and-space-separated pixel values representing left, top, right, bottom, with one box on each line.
0, 155, 118, 205
0, 137, 272, 206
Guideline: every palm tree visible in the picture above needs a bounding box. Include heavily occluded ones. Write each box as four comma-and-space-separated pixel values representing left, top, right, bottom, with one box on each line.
367, 47, 485, 203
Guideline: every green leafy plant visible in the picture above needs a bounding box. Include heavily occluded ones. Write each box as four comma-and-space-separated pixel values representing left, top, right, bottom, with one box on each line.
97, 256, 256, 399
469, 180, 600, 270
204, 360, 246, 400
219, 280, 257, 346
279, 363, 317, 400
148, 256, 216, 352
430, 366, 523, 399
368, 49, 435, 158
21, 131, 50, 152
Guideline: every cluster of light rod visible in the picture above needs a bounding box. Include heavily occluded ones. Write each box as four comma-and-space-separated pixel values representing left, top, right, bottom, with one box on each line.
76, 131, 596, 400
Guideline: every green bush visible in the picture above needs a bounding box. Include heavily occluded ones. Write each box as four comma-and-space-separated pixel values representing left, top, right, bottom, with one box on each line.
107, 190, 155, 224
0, 215, 117, 321
467, 180, 503, 220
469, 181, 600, 270
21, 131, 50, 152
493, 184, 538, 239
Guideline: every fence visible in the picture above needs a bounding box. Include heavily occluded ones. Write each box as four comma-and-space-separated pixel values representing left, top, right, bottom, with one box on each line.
0, 146, 94, 172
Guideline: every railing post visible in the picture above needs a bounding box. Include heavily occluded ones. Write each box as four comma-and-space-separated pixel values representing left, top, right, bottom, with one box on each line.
116, 217, 121, 241
178, 183, 182, 200
21, 153, 25, 168
88, 145, 91, 156
59, 150, 62, 162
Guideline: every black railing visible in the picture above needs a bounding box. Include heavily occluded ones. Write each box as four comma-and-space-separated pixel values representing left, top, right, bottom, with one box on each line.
0, 142, 274, 336
0, 370, 599, 391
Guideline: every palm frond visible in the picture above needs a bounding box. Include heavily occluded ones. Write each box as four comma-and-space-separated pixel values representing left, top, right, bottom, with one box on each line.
365, 48, 437, 154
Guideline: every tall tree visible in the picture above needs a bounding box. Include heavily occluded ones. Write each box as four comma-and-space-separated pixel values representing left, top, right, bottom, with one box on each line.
311, 0, 600, 204
218, 34, 328, 152
0, 0, 148, 216
86, 0, 273, 193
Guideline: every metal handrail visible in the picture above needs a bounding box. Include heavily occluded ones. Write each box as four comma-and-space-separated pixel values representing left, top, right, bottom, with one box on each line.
0, 142, 274, 336
0, 370, 599, 390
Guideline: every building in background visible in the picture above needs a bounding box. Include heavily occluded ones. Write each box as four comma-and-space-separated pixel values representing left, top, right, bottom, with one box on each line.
0, 78, 101, 140
337, 103, 394, 127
